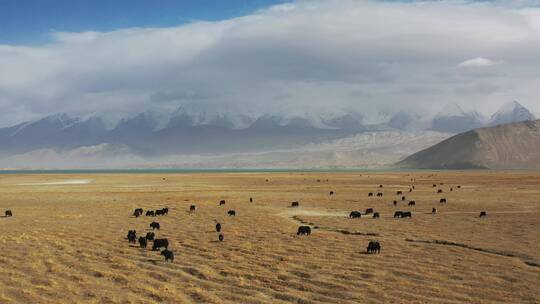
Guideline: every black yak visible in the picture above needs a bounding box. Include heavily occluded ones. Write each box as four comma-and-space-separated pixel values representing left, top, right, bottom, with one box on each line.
219, 200, 226, 206
394, 211, 403, 218
150, 222, 160, 230
373, 212, 380, 219
161, 249, 174, 262
5, 210, 12, 217
365, 208, 374, 215
152, 238, 169, 251
127, 230, 137, 243
138, 236, 147, 248
146, 232, 155, 241
367, 241, 381, 254
189, 205, 196, 212
480, 211, 487, 218
228, 210, 236, 216
349, 211, 361, 219
408, 201, 416, 206
297, 226, 311, 236
440, 198, 447, 203
291, 201, 299, 208
216, 223, 222, 232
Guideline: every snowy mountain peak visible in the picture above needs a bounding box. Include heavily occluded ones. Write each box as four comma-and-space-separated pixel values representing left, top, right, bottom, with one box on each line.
489, 101, 535, 126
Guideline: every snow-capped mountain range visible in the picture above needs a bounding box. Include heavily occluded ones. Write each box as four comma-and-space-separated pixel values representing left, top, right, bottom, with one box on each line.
0, 101, 535, 168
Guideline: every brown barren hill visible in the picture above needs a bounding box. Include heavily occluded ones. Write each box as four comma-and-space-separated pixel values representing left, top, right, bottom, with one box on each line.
398, 119, 540, 169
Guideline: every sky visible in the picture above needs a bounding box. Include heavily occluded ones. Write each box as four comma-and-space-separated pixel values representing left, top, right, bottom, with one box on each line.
0, 0, 539, 127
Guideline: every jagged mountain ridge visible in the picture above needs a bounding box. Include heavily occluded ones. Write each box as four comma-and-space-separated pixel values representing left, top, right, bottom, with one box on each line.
0, 102, 535, 158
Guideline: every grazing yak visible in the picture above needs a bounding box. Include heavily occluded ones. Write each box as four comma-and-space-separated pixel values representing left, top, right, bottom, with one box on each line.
291, 201, 299, 208
161, 249, 174, 262
297, 226, 311, 236
219, 200, 226, 206
394, 211, 403, 218
408, 201, 416, 206
127, 230, 137, 243
218, 234, 224, 242
393, 200, 398, 206
228, 210, 236, 216
138, 236, 147, 248
457, 185, 461, 189
401, 196, 406, 201
133, 208, 143, 217
433, 184, 437, 187
152, 238, 169, 251
145, 210, 155, 217
349, 211, 361, 219
450, 188, 453, 192
401, 211, 412, 218
379, 185, 383, 188
155, 209, 164, 216
145, 232, 155, 241
249, 197, 253, 203
329, 191, 334, 196
189, 205, 196, 212
377, 193, 383, 197
440, 198, 447, 203
396, 191, 403, 195
432, 208, 437, 214
365, 208, 374, 215
215, 223, 222, 232
409, 189, 413, 192
367, 241, 381, 254
368, 192, 374, 197
5, 210, 12, 217
480, 211, 487, 218
437, 189, 443, 193
150, 222, 160, 230
373, 212, 380, 219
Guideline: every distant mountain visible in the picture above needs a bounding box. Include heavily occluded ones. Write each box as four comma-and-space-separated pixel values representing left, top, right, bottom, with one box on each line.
488, 101, 535, 126
431, 103, 484, 133
398, 119, 540, 169
0, 101, 536, 167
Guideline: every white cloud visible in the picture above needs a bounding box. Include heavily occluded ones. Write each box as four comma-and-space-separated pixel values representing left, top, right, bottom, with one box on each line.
458, 57, 500, 68
0, 0, 539, 127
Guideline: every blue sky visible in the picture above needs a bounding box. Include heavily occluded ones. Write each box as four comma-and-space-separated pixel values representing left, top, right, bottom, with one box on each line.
0, 0, 290, 45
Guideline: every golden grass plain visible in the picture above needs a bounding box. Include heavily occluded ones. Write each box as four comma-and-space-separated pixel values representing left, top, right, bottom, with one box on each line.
0, 171, 539, 303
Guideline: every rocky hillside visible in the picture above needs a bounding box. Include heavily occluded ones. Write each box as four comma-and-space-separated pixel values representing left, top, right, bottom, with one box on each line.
398, 120, 540, 169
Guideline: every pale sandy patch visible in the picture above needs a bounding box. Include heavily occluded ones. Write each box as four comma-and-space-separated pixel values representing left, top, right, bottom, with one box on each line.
16, 179, 92, 186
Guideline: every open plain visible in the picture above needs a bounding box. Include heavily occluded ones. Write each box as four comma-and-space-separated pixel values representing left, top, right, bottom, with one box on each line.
0, 171, 539, 303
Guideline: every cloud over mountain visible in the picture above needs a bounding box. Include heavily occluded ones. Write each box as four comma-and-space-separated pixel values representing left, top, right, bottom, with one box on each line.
0, 0, 539, 127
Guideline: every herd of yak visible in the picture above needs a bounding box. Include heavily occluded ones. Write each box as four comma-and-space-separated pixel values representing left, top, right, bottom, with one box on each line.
125, 201, 238, 262
1, 178, 488, 263
122, 179, 488, 263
